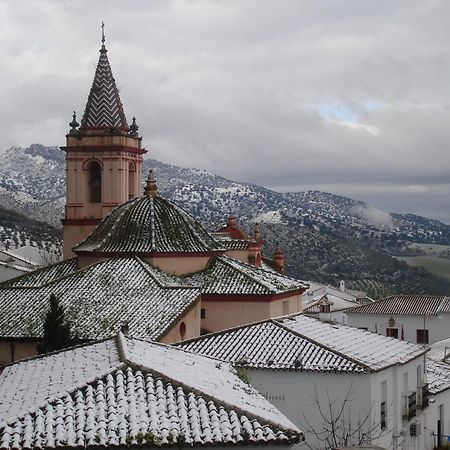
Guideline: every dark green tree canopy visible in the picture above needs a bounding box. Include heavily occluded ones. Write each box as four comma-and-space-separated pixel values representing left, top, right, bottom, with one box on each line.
37, 293, 73, 354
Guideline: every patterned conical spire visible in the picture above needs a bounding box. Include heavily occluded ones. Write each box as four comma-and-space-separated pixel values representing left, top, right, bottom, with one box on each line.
80, 37, 128, 130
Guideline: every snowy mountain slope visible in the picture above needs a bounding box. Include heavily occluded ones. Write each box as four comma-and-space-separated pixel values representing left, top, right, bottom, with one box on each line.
0, 144, 449, 297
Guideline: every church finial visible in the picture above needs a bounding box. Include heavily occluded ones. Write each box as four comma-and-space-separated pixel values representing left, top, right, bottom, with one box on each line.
273, 242, 285, 274
129, 117, 139, 137
144, 169, 158, 197
100, 22, 107, 53
253, 223, 261, 241
69, 111, 79, 134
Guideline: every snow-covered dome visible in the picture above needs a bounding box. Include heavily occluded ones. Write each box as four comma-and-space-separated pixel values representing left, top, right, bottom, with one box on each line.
74, 193, 225, 256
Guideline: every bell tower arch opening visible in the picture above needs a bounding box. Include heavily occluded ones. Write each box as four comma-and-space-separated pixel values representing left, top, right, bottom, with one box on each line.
86, 160, 102, 203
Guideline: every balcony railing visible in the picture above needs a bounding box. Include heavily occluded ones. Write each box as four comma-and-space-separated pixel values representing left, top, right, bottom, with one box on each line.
420, 384, 429, 409
408, 392, 417, 419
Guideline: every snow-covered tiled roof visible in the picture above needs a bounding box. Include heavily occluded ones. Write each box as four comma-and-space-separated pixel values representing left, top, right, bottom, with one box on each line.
303, 294, 361, 314
0, 258, 78, 287
74, 195, 225, 255
185, 256, 307, 296
426, 338, 450, 394
0, 335, 302, 448
427, 359, 450, 394
0, 257, 199, 341
177, 320, 366, 372
216, 239, 250, 251
346, 295, 450, 316
277, 314, 427, 371
178, 314, 426, 373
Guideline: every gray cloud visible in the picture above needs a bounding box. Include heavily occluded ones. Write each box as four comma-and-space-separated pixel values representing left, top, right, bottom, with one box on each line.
0, 0, 449, 222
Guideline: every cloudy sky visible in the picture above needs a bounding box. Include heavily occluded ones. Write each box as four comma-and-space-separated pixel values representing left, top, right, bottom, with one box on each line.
1, 1, 449, 223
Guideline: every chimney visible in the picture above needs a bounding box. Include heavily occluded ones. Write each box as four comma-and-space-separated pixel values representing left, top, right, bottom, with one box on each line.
339, 280, 346, 293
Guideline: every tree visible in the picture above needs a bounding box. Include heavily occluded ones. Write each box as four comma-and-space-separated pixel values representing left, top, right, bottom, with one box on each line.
37, 293, 73, 354
300, 383, 389, 450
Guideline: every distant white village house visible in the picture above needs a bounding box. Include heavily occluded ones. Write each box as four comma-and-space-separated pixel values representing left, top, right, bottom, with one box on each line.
302, 280, 373, 323
345, 295, 450, 345
0, 245, 58, 282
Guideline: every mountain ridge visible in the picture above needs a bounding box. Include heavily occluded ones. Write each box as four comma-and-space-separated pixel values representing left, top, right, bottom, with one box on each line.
0, 144, 449, 298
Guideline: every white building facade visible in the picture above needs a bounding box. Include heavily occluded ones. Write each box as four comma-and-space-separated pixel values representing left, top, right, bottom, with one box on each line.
178, 314, 431, 450
346, 295, 450, 345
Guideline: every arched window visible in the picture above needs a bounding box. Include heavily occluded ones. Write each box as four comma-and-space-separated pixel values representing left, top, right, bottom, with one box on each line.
128, 161, 136, 200
86, 160, 102, 203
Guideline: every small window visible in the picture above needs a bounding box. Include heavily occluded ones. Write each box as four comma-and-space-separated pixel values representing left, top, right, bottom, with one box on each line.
201, 308, 206, 319
380, 401, 387, 430
320, 304, 331, 313
282, 301, 289, 315
179, 321, 186, 340
386, 328, 399, 338
416, 329, 429, 344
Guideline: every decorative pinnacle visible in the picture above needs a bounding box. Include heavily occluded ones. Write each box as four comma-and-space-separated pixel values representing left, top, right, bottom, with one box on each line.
129, 117, 139, 137
253, 223, 261, 241
144, 169, 158, 197
69, 111, 79, 134
227, 214, 237, 227
274, 242, 283, 256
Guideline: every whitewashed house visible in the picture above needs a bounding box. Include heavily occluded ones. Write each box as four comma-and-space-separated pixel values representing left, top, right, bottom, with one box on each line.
0, 245, 58, 282
424, 337, 450, 448
302, 280, 373, 323
345, 295, 450, 344
178, 313, 430, 450
0, 333, 303, 449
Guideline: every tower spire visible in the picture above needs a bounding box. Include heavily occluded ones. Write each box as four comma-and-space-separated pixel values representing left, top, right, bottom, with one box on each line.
80, 27, 128, 131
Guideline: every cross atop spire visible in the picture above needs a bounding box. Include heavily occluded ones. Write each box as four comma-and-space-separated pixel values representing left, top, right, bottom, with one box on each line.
80, 29, 129, 131
101, 21, 105, 45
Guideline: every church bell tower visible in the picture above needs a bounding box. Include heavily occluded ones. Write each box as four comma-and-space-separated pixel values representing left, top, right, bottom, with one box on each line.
61, 27, 146, 259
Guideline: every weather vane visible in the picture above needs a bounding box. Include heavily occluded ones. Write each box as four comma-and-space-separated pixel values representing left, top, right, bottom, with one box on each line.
101, 21, 105, 45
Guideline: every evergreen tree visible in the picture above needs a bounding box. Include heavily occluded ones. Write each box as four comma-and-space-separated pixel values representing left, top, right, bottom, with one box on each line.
37, 293, 72, 354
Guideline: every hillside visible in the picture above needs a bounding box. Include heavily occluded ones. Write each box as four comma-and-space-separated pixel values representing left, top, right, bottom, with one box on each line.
0, 205, 62, 254
0, 144, 449, 298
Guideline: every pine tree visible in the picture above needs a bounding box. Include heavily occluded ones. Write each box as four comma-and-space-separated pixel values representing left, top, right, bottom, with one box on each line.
37, 293, 73, 354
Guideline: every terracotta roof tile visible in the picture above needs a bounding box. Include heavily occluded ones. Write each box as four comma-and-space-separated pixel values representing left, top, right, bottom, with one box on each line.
0, 257, 199, 341
74, 196, 225, 255
0, 336, 302, 448
178, 314, 426, 372
185, 256, 307, 295
346, 295, 450, 316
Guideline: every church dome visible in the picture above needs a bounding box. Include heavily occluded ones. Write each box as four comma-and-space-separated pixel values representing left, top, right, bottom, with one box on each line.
73, 193, 225, 256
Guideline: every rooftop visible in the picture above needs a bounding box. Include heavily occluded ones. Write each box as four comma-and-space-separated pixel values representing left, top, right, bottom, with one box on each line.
346, 295, 450, 316
177, 314, 426, 373
184, 256, 307, 296
74, 195, 225, 255
0, 335, 302, 448
0, 257, 199, 341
